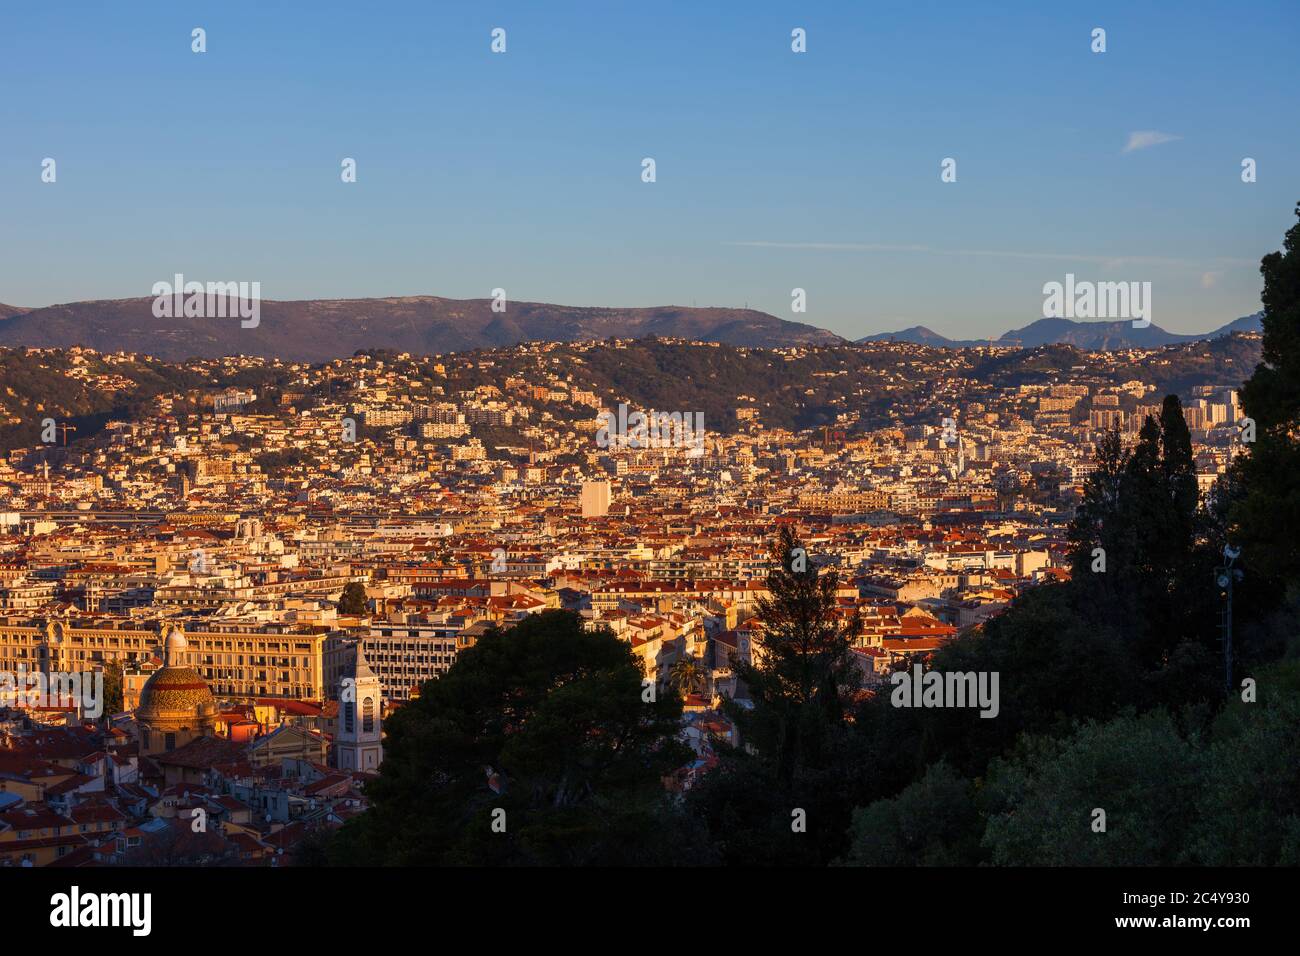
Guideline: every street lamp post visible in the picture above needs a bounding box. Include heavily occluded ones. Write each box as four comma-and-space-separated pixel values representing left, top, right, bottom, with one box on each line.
1216, 545, 1244, 697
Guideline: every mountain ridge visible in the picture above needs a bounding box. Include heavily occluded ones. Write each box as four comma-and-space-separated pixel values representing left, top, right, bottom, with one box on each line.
858, 312, 1263, 350
0, 293, 1263, 361
0, 295, 844, 361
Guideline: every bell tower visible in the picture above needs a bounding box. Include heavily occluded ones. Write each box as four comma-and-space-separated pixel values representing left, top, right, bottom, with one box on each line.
335, 642, 383, 771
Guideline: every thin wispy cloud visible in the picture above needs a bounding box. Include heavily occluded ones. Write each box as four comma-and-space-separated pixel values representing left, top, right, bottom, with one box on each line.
1122, 130, 1181, 153
722, 241, 1251, 269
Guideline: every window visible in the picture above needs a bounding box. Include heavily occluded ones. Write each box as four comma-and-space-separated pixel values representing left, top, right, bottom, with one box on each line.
343, 701, 354, 734
362, 696, 375, 733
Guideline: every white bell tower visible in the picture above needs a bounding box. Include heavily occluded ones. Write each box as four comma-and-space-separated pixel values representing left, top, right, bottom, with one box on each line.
336, 642, 383, 771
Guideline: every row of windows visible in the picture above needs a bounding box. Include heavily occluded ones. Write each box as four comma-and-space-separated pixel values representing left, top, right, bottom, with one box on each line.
366, 641, 457, 650
14, 822, 120, 839
200, 668, 300, 683
369, 660, 453, 669
0, 632, 318, 655
207, 684, 311, 698
200, 656, 311, 667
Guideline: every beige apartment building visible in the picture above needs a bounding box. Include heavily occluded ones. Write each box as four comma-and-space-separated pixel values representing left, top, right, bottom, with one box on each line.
0, 618, 328, 702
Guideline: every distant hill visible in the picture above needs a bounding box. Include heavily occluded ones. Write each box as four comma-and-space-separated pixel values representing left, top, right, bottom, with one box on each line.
1210, 312, 1266, 336
857, 325, 961, 346
858, 313, 1263, 350
0, 295, 844, 361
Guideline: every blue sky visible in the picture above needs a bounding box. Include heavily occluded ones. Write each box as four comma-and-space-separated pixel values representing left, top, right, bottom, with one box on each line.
1, 0, 1296, 339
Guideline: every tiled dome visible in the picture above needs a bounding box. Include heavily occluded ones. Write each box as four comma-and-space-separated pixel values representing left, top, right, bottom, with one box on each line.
137, 665, 214, 719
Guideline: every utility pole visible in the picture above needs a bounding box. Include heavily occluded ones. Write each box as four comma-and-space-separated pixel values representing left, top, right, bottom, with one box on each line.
1216, 544, 1244, 696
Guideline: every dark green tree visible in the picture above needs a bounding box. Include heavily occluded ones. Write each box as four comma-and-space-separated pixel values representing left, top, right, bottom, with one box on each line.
1067, 398, 1219, 701
328, 610, 700, 865
980, 709, 1204, 866
100, 660, 124, 716
907, 583, 1140, 781
337, 581, 368, 615
1235, 201, 1300, 590
688, 527, 868, 864
842, 760, 984, 866
1191, 661, 1300, 865
734, 526, 862, 784
1068, 426, 1135, 629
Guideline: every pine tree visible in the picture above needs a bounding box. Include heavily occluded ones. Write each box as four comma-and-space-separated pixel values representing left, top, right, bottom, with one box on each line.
733, 525, 862, 786
688, 527, 868, 864
327, 611, 696, 865
1069, 427, 1131, 627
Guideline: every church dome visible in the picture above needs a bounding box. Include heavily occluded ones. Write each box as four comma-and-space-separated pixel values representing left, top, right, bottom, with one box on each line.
137, 665, 215, 720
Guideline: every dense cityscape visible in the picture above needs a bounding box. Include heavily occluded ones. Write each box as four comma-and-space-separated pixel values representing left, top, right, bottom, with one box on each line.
0, 327, 1270, 866
5, 2, 1298, 940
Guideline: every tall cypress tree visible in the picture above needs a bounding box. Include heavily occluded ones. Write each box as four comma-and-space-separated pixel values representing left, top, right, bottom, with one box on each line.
1235, 202, 1300, 589
1068, 400, 1216, 690
1160, 394, 1199, 538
